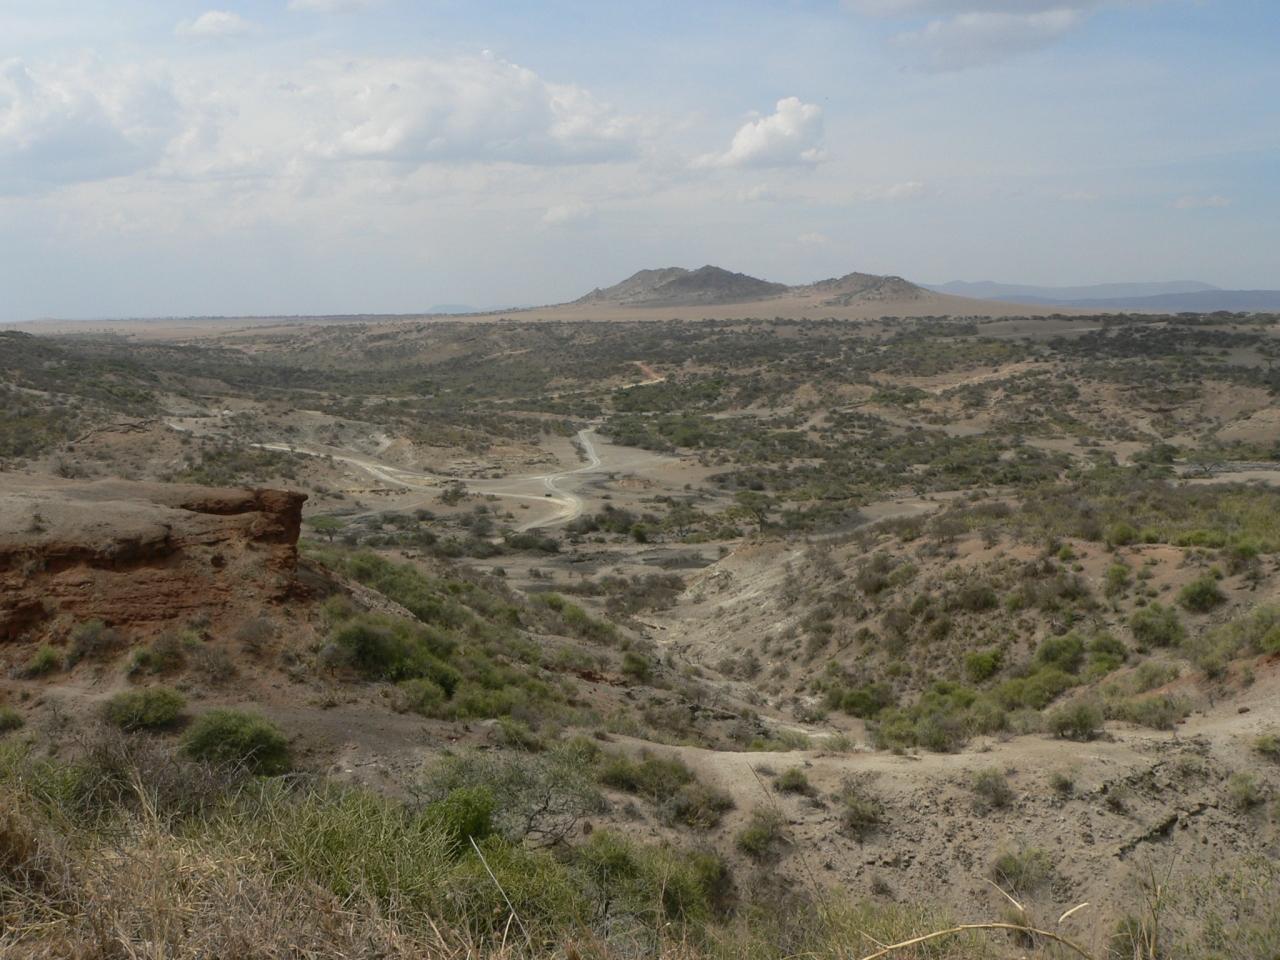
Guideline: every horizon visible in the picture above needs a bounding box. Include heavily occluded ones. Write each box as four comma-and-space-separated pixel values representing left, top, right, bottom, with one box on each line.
2, 1, 1278, 321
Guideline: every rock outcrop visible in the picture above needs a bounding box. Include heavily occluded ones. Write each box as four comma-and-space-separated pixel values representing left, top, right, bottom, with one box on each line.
0, 478, 306, 642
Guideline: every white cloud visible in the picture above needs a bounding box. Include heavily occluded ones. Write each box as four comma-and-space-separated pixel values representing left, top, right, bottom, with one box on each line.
895, 9, 1084, 71
796, 232, 829, 245
868, 180, 926, 201
301, 54, 639, 165
846, 1, 1125, 70
1061, 189, 1099, 202
738, 183, 779, 202
1173, 194, 1231, 209
542, 201, 593, 225
0, 58, 182, 194
0, 52, 643, 199
287, 0, 380, 11
694, 97, 824, 169
175, 11, 254, 39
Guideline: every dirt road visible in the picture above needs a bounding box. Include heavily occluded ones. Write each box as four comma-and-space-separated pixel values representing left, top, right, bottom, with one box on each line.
253, 428, 603, 531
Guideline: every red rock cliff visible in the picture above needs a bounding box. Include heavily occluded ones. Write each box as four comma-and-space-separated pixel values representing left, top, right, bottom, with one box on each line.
0, 478, 306, 641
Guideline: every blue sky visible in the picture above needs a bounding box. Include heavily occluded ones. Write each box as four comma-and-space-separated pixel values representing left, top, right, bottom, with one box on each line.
1, 0, 1277, 319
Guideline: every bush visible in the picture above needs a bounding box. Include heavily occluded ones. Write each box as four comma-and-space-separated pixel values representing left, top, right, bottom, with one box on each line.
68, 619, 124, 664
428, 786, 495, 847
1109, 694, 1190, 731
990, 846, 1055, 895
599, 751, 694, 800
1107, 521, 1139, 547
964, 649, 1003, 683
1255, 732, 1280, 762
835, 681, 896, 719
0, 706, 23, 733
1035, 633, 1086, 674
394, 677, 447, 715
1049, 771, 1074, 797
103, 687, 186, 731
735, 808, 787, 862
1178, 576, 1226, 613
327, 615, 459, 689
663, 782, 735, 829
128, 633, 189, 676
23, 645, 62, 677
1045, 700, 1103, 741
1129, 603, 1185, 648
620, 651, 654, 683
421, 743, 605, 846
1086, 632, 1128, 677
181, 709, 290, 775
969, 768, 1015, 811
1227, 773, 1266, 811
835, 776, 885, 840
775, 767, 813, 795
1104, 563, 1132, 599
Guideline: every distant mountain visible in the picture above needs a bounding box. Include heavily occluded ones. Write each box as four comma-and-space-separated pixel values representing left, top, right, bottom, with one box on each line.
427, 304, 480, 315
926, 280, 1220, 302
575, 265, 788, 307
797, 272, 924, 304
1040, 290, 1280, 312
575, 266, 927, 309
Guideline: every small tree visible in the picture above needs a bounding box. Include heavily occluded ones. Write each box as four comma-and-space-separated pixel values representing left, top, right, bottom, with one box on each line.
307, 515, 346, 543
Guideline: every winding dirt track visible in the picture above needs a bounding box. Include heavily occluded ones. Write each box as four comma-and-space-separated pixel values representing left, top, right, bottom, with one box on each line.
255, 428, 603, 531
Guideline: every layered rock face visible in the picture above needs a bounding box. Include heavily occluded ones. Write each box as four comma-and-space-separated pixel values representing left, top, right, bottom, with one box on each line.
0, 478, 306, 641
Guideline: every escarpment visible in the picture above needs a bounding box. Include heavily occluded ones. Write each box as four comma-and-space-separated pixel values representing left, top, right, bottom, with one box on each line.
0, 478, 306, 642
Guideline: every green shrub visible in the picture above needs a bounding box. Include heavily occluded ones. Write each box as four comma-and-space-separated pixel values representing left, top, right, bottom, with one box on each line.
1255, 732, 1280, 762
1104, 563, 1132, 599
420, 744, 604, 846
969, 768, 1015, 810
835, 681, 896, 718
964, 649, 1003, 683
1178, 576, 1226, 613
775, 767, 813, 795
1109, 694, 1190, 730
0, 706, 23, 733
428, 786, 495, 846
67, 619, 124, 664
327, 614, 459, 689
23, 645, 62, 677
835, 776, 885, 840
871, 681, 1008, 753
662, 782, 735, 829
393, 677, 447, 715
735, 808, 787, 862
995, 667, 1076, 711
1227, 772, 1266, 811
1107, 521, 1139, 547
1129, 603, 1185, 648
1085, 632, 1128, 677
1035, 633, 1086, 674
181, 709, 290, 775
127, 633, 189, 676
1129, 660, 1179, 693
990, 846, 1055, 895
1049, 771, 1074, 797
599, 751, 695, 799
103, 687, 186, 731
620, 651, 654, 683
1045, 700, 1103, 741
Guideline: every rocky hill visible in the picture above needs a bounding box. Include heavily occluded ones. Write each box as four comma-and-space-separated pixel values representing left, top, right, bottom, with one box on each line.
575, 265, 789, 307
565, 264, 944, 314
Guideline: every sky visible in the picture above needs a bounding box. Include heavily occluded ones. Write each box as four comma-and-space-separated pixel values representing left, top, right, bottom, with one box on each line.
1, 0, 1277, 320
